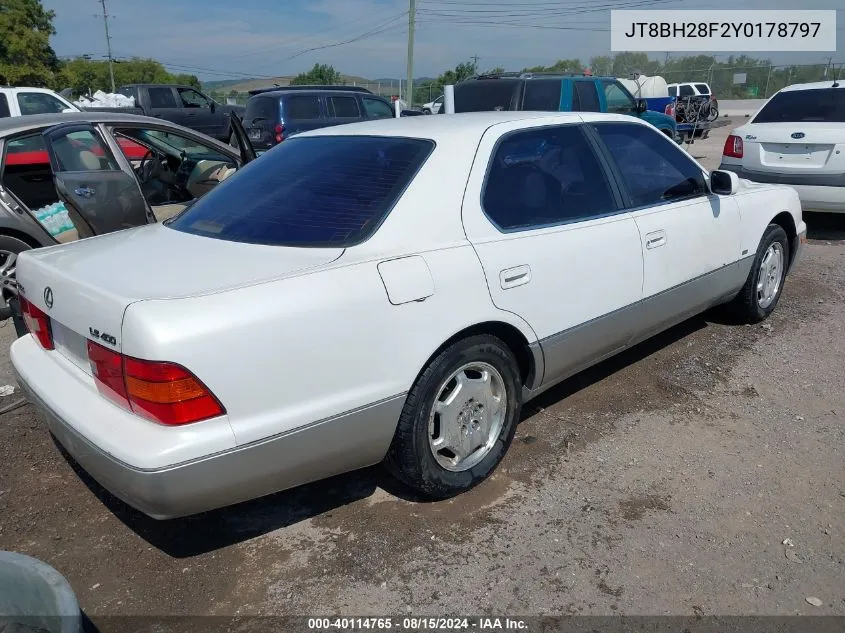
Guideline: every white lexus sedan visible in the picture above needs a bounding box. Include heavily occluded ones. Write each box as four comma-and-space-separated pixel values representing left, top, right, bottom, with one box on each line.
10, 112, 806, 519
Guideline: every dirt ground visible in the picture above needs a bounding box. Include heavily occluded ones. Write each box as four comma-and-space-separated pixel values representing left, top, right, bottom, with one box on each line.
0, 124, 843, 623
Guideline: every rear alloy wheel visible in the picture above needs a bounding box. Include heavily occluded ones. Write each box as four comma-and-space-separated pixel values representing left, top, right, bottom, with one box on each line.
730, 224, 790, 323
0, 235, 33, 335
385, 335, 522, 498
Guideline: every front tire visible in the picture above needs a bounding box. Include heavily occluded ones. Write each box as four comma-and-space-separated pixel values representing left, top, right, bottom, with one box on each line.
384, 335, 522, 498
730, 224, 789, 323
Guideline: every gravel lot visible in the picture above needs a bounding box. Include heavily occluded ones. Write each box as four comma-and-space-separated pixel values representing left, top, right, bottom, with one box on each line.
0, 123, 843, 623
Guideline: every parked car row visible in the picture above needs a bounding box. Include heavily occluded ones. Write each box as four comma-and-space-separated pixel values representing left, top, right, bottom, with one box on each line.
7, 107, 805, 519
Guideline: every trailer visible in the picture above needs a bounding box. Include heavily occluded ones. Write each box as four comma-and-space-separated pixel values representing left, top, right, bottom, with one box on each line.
676, 117, 732, 143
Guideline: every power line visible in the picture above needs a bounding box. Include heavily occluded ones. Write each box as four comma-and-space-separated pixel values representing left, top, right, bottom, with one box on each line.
95, 0, 116, 92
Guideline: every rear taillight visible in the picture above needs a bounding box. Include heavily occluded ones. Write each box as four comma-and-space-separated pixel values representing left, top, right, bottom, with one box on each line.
21, 297, 53, 350
723, 134, 744, 158
87, 340, 225, 426
274, 123, 285, 143
664, 102, 675, 117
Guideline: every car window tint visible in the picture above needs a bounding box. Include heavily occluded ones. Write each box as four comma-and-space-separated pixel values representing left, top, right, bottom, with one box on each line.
285, 96, 321, 119
592, 122, 707, 207
2, 133, 61, 212
362, 97, 394, 119
16, 92, 67, 115
177, 88, 210, 109
678, 85, 695, 97
453, 80, 517, 112
168, 136, 434, 247
602, 80, 635, 114
51, 130, 119, 172
328, 96, 361, 118
572, 81, 600, 112
694, 84, 710, 95
522, 79, 561, 111
668, 86, 678, 97
244, 96, 278, 124
0, 94, 10, 118
753, 88, 845, 123
482, 125, 617, 231
148, 87, 178, 109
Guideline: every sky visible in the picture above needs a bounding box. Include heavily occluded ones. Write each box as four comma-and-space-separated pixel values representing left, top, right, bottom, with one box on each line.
43, 0, 844, 81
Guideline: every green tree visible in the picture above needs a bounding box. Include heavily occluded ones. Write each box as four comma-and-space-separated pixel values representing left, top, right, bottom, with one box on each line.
58, 57, 200, 95
523, 59, 583, 74
290, 63, 343, 85
589, 56, 613, 76
0, 0, 59, 86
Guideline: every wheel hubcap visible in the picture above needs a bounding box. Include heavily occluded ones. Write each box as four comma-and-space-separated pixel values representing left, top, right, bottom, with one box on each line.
756, 242, 784, 309
428, 362, 507, 472
0, 250, 18, 300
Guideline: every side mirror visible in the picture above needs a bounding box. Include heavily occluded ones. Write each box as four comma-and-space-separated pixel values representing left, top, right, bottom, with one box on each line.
635, 98, 648, 114
209, 101, 216, 113
710, 169, 739, 195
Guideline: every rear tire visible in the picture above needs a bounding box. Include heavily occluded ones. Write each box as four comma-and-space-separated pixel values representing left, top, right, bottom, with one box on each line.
384, 335, 522, 498
729, 224, 790, 323
0, 234, 34, 336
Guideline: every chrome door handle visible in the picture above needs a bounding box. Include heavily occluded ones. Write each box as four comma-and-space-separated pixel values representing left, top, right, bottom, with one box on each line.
645, 230, 667, 249
74, 186, 95, 198
500, 265, 531, 289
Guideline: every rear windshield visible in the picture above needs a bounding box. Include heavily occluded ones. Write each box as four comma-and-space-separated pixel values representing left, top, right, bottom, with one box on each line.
753, 88, 845, 123
167, 136, 435, 247
453, 80, 517, 112
244, 96, 278, 124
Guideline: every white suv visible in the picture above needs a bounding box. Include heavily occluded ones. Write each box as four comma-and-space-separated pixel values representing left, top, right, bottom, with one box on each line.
0, 87, 78, 118
718, 81, 845, 214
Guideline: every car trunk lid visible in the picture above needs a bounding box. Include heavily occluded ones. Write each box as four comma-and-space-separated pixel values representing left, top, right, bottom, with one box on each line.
17, 223, 344, 372
740, 123, 845, 175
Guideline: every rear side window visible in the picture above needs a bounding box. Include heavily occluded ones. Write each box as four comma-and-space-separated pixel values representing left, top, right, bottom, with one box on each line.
668, 86, 678, 97
572, 81, 600, 112
753, 88, 845, 123
362, 97, 394, 119
0, 94, 9, 118
522, 79, 561, 111
148, 87, 177, 108
328, 96, 360, 118
168, 136, 435, 247
244, 96, 278, 124
694, 84, 710, 95
285, 96, 321, 120
678, 85, 695, 97
453, 80, 518, 112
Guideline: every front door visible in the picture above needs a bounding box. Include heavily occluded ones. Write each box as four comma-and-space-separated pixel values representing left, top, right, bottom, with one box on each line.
175, 87, 221, 137
41, 123, 153, 238
589, 120, 742, 338
461, 121, 644, 387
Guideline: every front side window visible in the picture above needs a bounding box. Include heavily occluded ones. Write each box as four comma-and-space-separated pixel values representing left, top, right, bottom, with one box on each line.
362, 97, 394, 119
753, 88, 845, 123
168, 135, 434, 247
602, 81, 635, 114
482, 125, 617, 231
572, 81, 600, 112
178, 88, 211, 109
592, 122, 707, 208
16, 92, 67, 115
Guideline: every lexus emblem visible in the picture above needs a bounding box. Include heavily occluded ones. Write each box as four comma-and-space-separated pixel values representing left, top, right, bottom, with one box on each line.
43, 287, 53, 309
791, 132, 805, 139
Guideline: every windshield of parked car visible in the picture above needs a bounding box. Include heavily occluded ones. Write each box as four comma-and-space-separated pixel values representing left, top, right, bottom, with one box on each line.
167, 135, 435, 247
753, 88, 845, 123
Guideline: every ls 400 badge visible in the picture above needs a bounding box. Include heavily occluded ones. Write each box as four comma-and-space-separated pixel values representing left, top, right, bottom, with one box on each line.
89, 328, 117, 347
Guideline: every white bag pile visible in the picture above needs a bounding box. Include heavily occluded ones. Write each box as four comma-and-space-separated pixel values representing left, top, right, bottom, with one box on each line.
72, 90, 136, 108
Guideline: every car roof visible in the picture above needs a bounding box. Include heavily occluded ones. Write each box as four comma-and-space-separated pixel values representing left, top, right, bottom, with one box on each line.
298, 111, 637, 141
779, 81, 844, 93
252, 89, 379, 99
0, 111, 207, 137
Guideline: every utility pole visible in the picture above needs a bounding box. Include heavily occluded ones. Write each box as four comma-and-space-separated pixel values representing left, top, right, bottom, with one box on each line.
97, 0, 116, 92
406, 0, 416, 106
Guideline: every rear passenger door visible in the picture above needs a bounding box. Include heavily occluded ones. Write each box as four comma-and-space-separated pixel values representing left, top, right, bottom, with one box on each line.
326, 95, 364, 126
521, 79, 562, 111
145, 87, 185, 126
282, 95, 325, 137
461, 121, 644, 387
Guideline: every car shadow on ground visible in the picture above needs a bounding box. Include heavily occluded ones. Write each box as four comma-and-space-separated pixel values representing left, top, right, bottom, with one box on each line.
806, 212, 845, 241
62, 312, 715, 558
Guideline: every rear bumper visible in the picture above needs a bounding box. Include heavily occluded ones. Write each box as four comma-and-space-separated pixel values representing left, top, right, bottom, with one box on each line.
12, 336, 404, 520
718, 164, 845, 213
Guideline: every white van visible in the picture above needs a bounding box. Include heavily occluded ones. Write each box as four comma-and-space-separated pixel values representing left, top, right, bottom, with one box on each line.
0, 87, 79, 118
